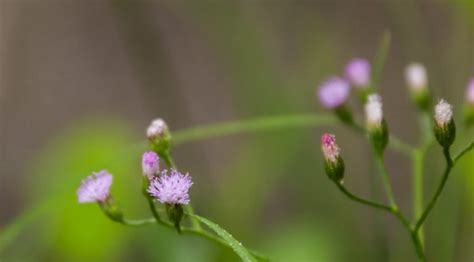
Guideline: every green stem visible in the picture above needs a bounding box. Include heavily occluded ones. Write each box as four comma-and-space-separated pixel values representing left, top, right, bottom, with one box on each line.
412, 149, 424, 246
173, 114, 337, 145
120, 216, 267, 261
334, 182, 425, 260
414, 148, 453, 232
335, 182, 392, 212
172, 113, 414, 155
454, 141, 474, 163
374, 154, 397, 208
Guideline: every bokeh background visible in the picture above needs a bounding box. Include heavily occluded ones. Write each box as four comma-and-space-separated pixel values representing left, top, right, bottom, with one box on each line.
1, 1, 473, 261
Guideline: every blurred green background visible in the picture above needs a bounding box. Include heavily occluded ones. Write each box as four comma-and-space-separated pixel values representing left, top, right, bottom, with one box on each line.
0, 1, 473, 261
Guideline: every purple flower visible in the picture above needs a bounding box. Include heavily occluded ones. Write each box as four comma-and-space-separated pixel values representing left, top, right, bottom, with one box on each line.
77, 170, 113, 203
466, 78, 474, 104
142, 151, 159, 178
148, 169, 193, 205
317, 77, 350, 109
345, 58, 371, 87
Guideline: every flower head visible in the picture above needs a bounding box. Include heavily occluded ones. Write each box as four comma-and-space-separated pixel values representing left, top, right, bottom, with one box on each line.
405, 63, 427, 91
345, 58, 371, 88
434, 99, 455, 148
146, 118, 169, 140
148, 169, 193, 205
365, 94, 383, 127
466, 78, 474, 104
142, 151, 159, 178
317, 77, 350, 109
320, 133, 344, 182
435, 99, 453, 127
321, 133, 340, 163
77, 170, 113, 203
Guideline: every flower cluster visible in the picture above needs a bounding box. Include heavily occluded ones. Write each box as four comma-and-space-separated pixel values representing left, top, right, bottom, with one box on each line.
77, 119, 193, 206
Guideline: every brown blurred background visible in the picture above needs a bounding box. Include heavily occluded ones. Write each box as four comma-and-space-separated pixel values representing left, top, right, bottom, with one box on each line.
1, 1, 473, 261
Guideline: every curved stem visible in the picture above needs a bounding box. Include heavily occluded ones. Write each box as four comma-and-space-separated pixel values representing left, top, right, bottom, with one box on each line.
119, 216, 267, 261
172, 113, 414, 155
173, 114, 337, 145
454, 141, 474, 163
414, 148, 453, 232
335, 182, 392, 212
374, 154, 397, 208
334, 182, 424, 259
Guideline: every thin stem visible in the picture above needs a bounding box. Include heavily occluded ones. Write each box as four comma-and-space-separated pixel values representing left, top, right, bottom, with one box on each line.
119, 216, 267, 261
374, 154, 397, 208
335, 182, 392, 212
173, 113, 337, 145
414, 148, 453, 232
146, 198, 166, 226
172, 113, 415, 155
122, 218, 157, 227
412, 149, 424, 246
335, 182, 424, 259
454, 141, 474, 163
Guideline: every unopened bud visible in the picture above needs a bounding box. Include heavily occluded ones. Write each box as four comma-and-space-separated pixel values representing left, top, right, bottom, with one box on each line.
146, 118, 171, 155
365, 94, 389, 155
321, 133, 345, 183
405, 63, 430, 111
434, 99, 455, 149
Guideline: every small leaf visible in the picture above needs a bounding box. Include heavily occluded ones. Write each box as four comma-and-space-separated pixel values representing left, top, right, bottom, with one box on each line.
189, 214, 257, 262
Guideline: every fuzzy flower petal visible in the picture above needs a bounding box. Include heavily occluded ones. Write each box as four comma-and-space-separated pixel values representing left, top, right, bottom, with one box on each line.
345, 58, 371, 87
148, 169, 193, 205
321, 133, 340, 163
146, 118, 169, 140
77, 170, 113, 203
405, 63, 427, 91
365, 94, 383, 127
317, 77, 350, 109
142, 151, 159, 178
435, 99, 453, 126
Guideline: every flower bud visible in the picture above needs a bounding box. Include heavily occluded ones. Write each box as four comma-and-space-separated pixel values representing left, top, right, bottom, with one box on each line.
146, 118, 171, 155
321, 133, 345, 183
405, 63, 430, 111
317, 77, 354, 125
464, 78, 474, 127
365, 94, 389, 155
142, 151, 160, 178
434, 99, 456, 149
345, 58, 371, 89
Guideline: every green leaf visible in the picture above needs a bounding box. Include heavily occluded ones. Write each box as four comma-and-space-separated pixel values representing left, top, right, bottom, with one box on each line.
189, 214, 257, 262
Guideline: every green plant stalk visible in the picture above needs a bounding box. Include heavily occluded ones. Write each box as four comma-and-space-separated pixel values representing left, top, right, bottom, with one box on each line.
374, 154, 397, 208
173, 113, 415, 155
334, 182, 424, 260
414, 148, 453, 232
412, 112, 434, 248
412, 150, 424, 246
118, 216, 268, 261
